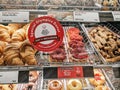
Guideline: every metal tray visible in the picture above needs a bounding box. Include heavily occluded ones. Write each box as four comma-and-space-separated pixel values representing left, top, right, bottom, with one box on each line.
82, 23, 120, 64
35, 22, 101, 66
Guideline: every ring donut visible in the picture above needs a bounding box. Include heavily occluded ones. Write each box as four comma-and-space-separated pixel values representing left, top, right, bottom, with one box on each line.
48, 80, 63, 90
67, 79, 82, 90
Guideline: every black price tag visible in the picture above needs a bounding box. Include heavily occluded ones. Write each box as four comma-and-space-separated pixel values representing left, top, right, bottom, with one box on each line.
99, 12, 114, 22
18, 71, 29, 83
113, 67, 120, 78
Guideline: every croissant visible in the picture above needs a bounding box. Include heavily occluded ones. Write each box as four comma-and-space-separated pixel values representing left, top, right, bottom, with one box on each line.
0, 24, 11, 42
7, 23, 25, 35
0, 56, 4, 65
0, 41, 7, 55
3, 43, 24, 65
20, 40, 37, 65
11, 28, 26, 42
0, 84, 16, 90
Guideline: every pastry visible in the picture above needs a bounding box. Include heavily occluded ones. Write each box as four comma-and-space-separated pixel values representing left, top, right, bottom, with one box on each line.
49, 43, 66, 62
67, 79, 82, 90
95, 85, 109, 90
3, 43, 24, 65
0, 84, 16, 90
48, 80, 63, 90
89, 69, 105, 86
67, 27, 88, 62
7, 23, 24, 36
89, 26, 120, 62
20, 40, 37, 65
12, 28, 26, 42
29, 71, 39, 82
50, 0, 64, 5
0, 24, 11, 42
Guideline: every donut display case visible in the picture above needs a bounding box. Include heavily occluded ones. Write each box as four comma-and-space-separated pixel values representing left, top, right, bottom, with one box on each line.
0, 0, 120, 90
41, 68, 115, 90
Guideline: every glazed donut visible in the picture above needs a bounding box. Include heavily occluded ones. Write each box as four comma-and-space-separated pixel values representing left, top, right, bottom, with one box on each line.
89, 69, 105, 86
95, 85, 109, 90
48, 80, 63, 90
67, 79, 82, 90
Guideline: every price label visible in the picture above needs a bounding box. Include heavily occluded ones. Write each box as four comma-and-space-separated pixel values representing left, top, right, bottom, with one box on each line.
0, 71, 18, 83
58, 66, 83, 78
112, 64, 120, 78
0, 11, 29, 23
112, 12, 120, 21
74, 11, 100, 22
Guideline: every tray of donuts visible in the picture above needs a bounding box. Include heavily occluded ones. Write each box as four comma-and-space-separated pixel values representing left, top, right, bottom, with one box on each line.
0, 23, 39, 66
62, 22, 100, 64
41, 69, 113, 90
82, 23, 120, 64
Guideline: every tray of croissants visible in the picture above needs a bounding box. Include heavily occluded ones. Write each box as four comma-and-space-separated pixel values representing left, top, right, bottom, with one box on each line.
35, 22, 101, 65
83, 23, 120, 64
0, 23, 38, 66
41, 69, 113, 90
0, 70, 41, 90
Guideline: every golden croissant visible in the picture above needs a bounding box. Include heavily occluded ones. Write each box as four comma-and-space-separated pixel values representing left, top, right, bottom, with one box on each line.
3, 44, 24, 65
7, 23, 25, 35
12, 28, 26, 42
20, 40, 37, 65
0, 24, 11, 42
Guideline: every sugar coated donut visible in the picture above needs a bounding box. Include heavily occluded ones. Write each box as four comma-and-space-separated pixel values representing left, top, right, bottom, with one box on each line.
48, 80, 63, 90
67, 79, 82, 90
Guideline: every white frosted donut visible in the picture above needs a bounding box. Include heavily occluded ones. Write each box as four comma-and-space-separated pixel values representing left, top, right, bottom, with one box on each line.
67, 79, 82, 90
48, 80, 62, 90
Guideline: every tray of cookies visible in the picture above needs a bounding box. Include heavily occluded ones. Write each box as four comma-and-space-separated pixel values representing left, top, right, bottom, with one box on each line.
82, 23, 120, 64
41, 68, 113, 90
35, 22, 101, 65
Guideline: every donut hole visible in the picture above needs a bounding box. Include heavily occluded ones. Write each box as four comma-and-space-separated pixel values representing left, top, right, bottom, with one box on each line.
72, 81, 77, 87
53, 82, 58, 87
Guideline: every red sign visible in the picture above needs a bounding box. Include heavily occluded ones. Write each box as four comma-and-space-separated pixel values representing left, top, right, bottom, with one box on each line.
58, 66, 84, 78
28, 16, 64, 52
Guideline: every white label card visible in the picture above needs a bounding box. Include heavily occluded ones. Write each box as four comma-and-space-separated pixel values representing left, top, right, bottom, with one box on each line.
74, 11, 100, 22
0, 11, 29, 23
112, 12, 120, 21
0, 71, 18, 83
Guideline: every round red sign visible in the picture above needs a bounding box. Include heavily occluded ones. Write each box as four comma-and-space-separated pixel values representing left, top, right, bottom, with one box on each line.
28, 16, 64, 52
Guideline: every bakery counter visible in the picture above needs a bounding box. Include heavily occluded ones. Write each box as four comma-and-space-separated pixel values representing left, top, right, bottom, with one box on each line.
82, 22, 120, 64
